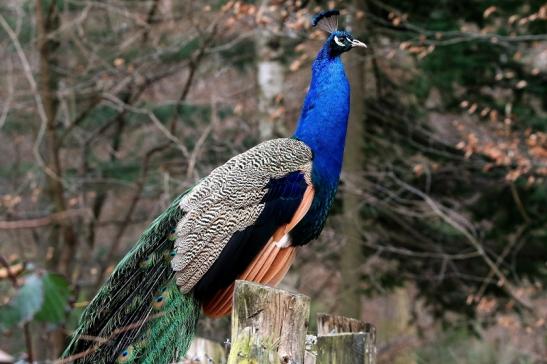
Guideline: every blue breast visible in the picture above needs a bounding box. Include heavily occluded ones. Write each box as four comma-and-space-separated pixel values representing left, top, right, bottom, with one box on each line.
291, 40, 350, 245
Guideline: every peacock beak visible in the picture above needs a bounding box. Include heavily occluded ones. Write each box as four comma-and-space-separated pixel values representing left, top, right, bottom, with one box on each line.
350, 39, 367, 48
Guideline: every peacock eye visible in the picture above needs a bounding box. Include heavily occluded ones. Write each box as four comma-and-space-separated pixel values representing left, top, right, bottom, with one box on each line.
334, 36, 346, 47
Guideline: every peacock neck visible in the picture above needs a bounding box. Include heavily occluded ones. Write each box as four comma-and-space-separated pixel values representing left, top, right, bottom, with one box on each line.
293, 44, 350, 186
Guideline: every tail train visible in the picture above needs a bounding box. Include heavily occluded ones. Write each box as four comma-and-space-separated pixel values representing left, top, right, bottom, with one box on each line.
63, 194, 199, 363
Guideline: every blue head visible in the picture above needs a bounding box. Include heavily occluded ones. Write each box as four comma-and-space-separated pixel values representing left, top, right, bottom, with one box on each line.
312, 10, 366, 60
293, 10, 366, 184
321, 30, 367, 58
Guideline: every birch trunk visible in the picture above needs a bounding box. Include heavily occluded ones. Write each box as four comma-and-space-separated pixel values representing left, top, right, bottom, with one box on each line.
255, 2, 285, 140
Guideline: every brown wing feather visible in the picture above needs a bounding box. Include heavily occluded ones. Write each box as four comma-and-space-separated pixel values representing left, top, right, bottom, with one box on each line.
251, 240, 280, 282
245, 237, 277, 281
202, 185, 315, 317
264, 246, 296, 284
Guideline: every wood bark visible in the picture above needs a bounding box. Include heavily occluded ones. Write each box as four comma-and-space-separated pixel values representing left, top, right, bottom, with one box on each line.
35, 0, 74, 358
307, 313, 376, 364
36, 0, 77, 278
228, 280, 310, 364
339, 0, 368, 318
315, 333, 374, 364
316, 313, 372, 336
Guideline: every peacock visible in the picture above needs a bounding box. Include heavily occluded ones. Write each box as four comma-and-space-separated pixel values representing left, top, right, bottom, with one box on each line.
64, 10, 366, 363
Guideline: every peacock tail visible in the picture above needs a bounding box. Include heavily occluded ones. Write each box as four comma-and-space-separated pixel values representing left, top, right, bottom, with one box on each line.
63, 192, 200, 364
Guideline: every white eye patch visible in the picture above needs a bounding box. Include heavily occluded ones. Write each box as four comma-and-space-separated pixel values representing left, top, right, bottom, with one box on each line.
334, 35, 345, 47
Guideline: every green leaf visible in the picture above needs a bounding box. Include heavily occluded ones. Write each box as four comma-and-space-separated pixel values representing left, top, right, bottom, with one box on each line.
0, 274, 43, 330
13, 274, 44, 323
35, 273, 70, 324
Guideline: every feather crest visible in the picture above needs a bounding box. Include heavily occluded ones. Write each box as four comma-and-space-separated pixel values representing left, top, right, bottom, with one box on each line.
312, 9, 340, 33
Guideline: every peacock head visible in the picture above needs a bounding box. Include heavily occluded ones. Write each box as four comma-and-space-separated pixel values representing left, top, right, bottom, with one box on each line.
312, 10, 367, 57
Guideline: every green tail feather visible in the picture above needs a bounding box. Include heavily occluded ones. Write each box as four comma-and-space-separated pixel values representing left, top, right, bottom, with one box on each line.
112, 282, 199, 364
64, 192, 200, 363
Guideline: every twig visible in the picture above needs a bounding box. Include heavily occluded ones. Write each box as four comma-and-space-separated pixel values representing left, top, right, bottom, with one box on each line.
369, 0, 547, 46
45, 3, 92, 40
392, 176, 535, 312
510, 182, 531, 223
0, 57, 14, 129
66, 0, 150, 27
97, 142, 170, 283
474, 225, 527, 304
0, 209, 91, 230
0, 13, 61, 183
169, 22, 219, 134
0, 255, 19, 287
24, 323, 34, 363
141, 0, 160, 44
55, 311, 166, 363
185, 95, 217, 178
103, 93, 190, 158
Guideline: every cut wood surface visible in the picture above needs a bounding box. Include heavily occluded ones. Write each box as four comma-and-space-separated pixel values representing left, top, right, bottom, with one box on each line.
317, 313, 372, 336
307, 313, 376, 364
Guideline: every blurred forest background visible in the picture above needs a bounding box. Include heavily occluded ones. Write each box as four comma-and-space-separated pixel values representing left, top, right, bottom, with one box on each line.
0, 0, 546, 363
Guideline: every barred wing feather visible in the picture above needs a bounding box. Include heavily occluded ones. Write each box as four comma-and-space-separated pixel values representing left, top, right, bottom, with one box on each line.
171, 138, 314, 313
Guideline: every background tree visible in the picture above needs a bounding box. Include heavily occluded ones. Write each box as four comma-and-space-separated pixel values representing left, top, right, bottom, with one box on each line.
0, 0, 545, 362
339, 0, 367, 319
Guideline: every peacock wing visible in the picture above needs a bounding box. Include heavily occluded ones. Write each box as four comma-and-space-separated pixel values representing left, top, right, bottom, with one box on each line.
202, 181, 314, 317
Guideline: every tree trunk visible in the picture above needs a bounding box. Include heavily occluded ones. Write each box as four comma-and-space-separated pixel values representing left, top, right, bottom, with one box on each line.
35, 0, 75, 358
339, 0, 367, 318
255, 1, 286, 140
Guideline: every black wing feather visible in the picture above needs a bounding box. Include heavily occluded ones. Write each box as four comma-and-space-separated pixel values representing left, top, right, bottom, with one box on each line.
193, 171, 308, 301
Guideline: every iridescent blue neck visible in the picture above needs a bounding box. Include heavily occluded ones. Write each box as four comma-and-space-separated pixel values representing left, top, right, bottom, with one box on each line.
293, 42, 350, 185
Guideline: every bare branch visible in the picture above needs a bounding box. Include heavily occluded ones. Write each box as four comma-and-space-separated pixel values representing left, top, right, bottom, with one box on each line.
0, 57, 14, 129
102, 93, 190, 158
0, 209, 92, 230
391, 176, 535, 312
0, 13, 61, 182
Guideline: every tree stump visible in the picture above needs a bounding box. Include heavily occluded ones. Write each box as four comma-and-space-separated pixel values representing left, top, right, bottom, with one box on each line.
316, 333, 372, 364
227, 280, 310, 364
316, 313, 375, 337
306, 313, 376, 364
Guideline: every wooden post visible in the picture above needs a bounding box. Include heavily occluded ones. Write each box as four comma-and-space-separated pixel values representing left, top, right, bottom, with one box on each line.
303, 335, 318, 364
227, 280, 310, 364
184, 337, 227, 364
307, 313, 376, 364
316, 333, 372, 364
316, 313, 373, 336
